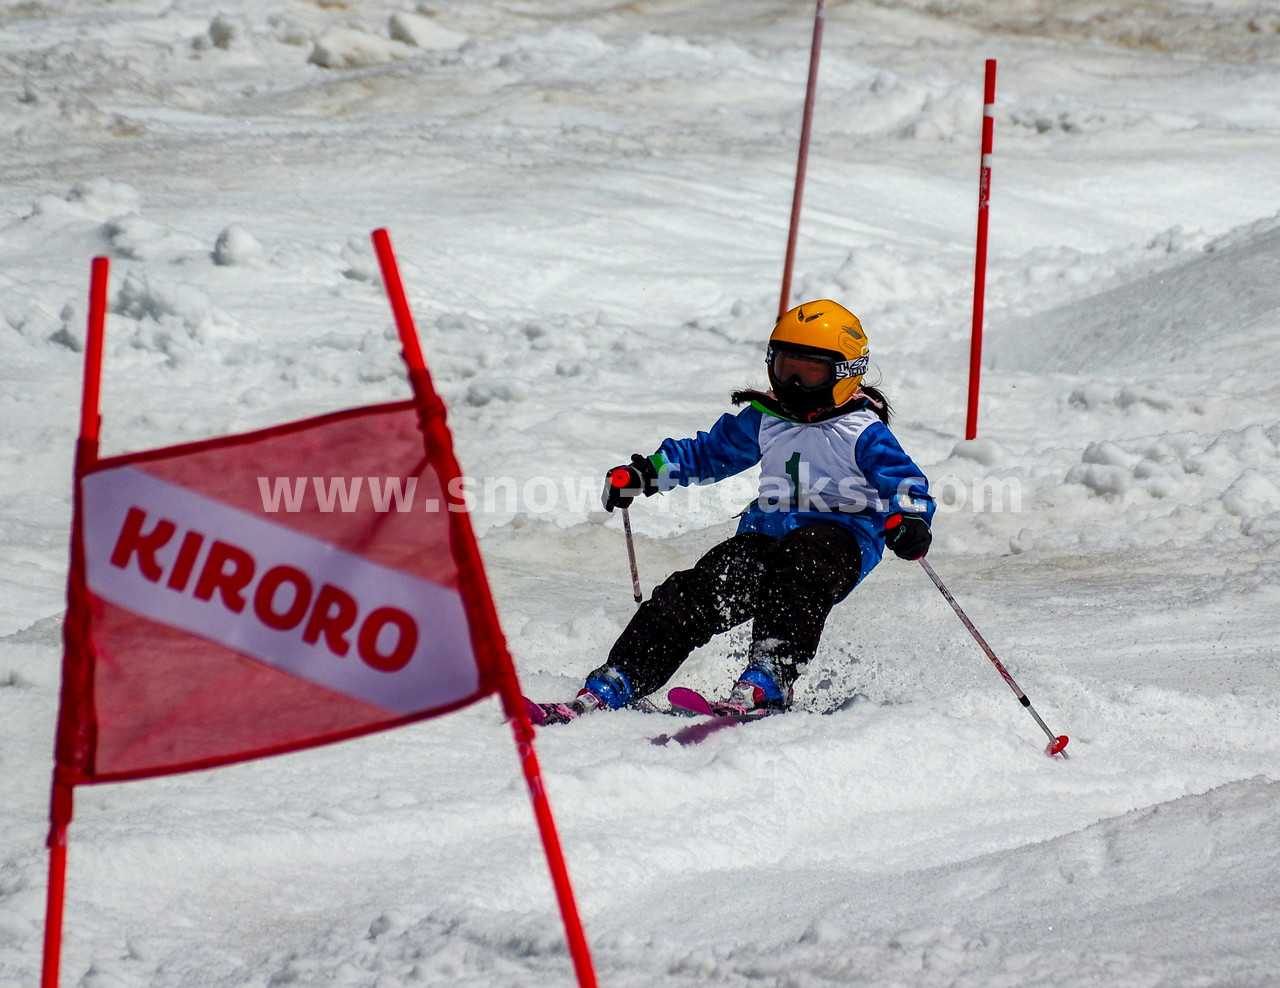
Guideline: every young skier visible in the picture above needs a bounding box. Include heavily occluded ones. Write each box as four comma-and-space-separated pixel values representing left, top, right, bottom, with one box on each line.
529, 299, 935, 724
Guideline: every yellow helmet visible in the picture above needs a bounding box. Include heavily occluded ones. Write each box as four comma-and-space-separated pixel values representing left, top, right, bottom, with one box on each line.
767, 300, 869, 417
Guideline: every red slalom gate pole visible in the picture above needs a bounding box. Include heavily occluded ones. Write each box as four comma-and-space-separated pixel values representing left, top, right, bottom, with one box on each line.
965, 59, 996, 441
503, 707, 598, 988
917, 557, 1069, 758
43, 256, 110, 988
779, 0, 827, 318
41, 782, 74, 988
77, 257, 109, 457
371, 229, 598, 988
40, 784, 74, 988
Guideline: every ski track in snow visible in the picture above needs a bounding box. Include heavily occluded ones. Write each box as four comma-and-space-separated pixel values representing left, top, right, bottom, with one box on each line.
1, 0, 1279, 985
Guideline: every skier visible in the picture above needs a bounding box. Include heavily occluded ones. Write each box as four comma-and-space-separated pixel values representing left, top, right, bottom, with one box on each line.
529, 299, 935, 724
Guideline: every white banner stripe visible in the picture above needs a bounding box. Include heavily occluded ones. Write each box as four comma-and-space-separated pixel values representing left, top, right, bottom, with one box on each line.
82, 466, 480, 716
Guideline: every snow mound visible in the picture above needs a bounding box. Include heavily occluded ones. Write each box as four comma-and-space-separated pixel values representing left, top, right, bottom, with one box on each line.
191, 14, 246, 52
308, 28, 415, 69
680, 776, 1280, 987
111, 271, 243, 361
991, 216, 1280, 376
102, 216, 203, 261
876, 0, 1280, 59
212, 224, 266, 267
388, 12, 469, 51
28, 180, 141, 225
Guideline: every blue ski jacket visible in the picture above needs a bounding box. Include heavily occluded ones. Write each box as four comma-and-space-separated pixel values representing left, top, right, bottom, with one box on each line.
652, 400, 935, 584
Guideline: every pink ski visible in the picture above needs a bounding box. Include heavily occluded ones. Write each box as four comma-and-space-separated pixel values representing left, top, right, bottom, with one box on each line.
667, 687, 775, 720
667, 686, 717, 716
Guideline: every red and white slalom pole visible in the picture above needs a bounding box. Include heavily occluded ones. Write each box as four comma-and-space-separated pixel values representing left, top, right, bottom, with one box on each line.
778, 0, 827, 317
965, 59, 996, 440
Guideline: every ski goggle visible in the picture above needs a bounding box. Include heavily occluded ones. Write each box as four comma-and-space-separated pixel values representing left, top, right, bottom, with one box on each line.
767, 346, 868, 389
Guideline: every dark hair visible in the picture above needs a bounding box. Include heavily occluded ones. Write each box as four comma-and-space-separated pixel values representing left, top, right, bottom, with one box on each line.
859, 385, 893, 425
730, 385, 893, 425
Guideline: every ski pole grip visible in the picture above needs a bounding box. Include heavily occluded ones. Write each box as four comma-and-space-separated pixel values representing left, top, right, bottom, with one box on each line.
609, 467, 633, 489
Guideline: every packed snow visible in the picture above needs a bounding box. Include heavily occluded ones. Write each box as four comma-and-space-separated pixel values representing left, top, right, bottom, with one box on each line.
2, 0, 1279, 985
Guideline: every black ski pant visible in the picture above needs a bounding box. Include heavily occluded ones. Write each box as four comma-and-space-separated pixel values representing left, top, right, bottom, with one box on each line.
594, 522, 863, 699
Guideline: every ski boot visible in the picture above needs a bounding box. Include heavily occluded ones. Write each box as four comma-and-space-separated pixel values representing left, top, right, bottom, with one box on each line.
709, 664, 792, 716
525, 666, 635, 726
526, 688, 605, 726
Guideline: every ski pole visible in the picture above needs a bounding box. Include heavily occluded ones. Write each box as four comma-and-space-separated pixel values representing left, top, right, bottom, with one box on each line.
620, 506, 642, 605
607, 468, 643, 604
917, 556, 1069, 758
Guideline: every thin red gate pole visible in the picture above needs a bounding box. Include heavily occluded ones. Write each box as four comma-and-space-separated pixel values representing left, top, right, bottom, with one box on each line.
40, 783, 73, 988
370, 229, 598, 988
779, 0, 827, 318
965, 59, 996, 440
43, 256, 110, 988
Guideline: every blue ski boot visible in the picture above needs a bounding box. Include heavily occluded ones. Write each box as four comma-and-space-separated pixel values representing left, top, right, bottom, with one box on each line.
711, 663, 792, 716
526, 666, 635, 726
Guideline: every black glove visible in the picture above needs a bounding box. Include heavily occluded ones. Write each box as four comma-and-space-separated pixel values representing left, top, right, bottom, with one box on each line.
601, 453, 660, 512
881, 513, 931, 560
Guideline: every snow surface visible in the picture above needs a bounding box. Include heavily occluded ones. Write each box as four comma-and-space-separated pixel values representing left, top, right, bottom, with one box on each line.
2, 0, 1280, 985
